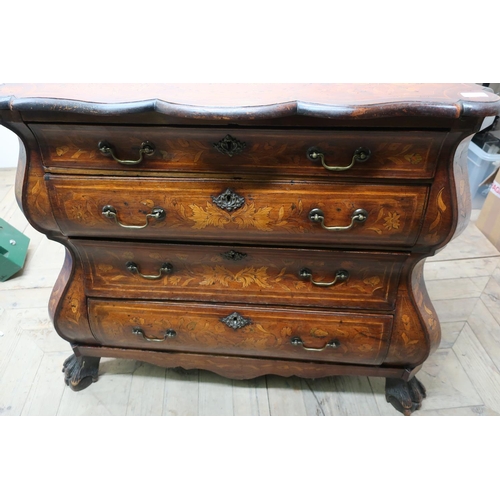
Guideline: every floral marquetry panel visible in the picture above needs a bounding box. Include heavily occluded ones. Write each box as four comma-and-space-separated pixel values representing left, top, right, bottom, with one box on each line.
88, 299, 393, 365
46, 176, 429, 248
77, 240, 407, 310
49, 247, 97, 345
32, 124, 445, 180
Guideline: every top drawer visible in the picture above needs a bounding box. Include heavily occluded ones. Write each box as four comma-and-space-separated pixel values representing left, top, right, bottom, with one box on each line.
30, 124, 445, 180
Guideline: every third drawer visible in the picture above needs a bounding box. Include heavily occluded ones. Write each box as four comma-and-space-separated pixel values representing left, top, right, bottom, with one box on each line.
76, 240, 407, 311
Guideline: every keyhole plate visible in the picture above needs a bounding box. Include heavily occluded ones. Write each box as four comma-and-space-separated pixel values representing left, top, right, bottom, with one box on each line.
221, 312, 251, 330
213, 134, 246, 157
211, 188, 245, 212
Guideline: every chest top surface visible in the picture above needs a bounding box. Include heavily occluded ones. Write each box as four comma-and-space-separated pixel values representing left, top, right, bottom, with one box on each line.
1, 83, 499, 121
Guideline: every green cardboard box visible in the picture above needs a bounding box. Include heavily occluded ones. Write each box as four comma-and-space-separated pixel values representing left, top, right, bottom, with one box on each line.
0, 218, 30, 281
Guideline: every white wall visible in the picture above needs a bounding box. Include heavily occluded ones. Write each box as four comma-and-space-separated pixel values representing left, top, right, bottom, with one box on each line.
0, 125, 20, 169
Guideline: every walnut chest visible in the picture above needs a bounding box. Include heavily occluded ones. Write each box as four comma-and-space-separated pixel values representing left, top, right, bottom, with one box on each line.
2, 83, 499, 415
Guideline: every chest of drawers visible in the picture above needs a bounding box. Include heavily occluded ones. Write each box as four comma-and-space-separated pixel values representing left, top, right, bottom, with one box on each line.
2, 83, 499, 415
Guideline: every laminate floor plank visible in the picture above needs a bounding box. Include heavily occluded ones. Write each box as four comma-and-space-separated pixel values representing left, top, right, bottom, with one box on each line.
417, 348, 484, 410
0, 182, 14, 202
439, 321, 466, 349
300, 378, 327, 416
467, 299, 500, 373
15, 225, 45, 274
426, 277, 487, 301
5, 307, 67, 353
471, 276, 492, 295
197, 371, 234, 416
424, 257, 499, 281
0, 168, 16, 185
0, 184, 15, 213
367, 377, 402, 416
0, 308, 21, 379
266, 376, 309, 416
26, 236, 64, 272
453, 324, 500, 415
433, 297, 479, 323
0, 186, 29, 232
0, 334, 44, 416
415, 405, 499, 416
57, 357, 135, 416
232, 377, 270, 416
126, 362, 166, 416
3, 287, 54, 309
480, 268, 500, 319
163, 368, 200, 416
2, 267, 60, 291
2, 229, 63, 291
427, 222, 500, 262
306, 376, 381, 416
21, 351, 68, 416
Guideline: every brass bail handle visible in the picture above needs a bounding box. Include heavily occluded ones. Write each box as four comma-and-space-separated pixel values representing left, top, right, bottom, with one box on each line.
132, 327, 177, 342
309, 208, 368, 231
126, 261, 173, 280
307, 146, 371, 172
102, 205, 166, 229
98, 140, 155, 165
299, 268, 349, 287
290, 337, 339, 351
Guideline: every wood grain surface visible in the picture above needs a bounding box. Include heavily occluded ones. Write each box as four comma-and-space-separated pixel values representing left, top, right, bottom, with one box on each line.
76, 239, 407, 310
2, 83, 500, 120
32, 124, 444, 179
46, 175, 428, 248
88, 299, 393, 365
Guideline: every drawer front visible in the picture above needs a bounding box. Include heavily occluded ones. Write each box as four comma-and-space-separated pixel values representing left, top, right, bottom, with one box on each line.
88, 299, 393, 365
47, 176, 428, 248
32, 124, 443, 179
77, 240, 407, 310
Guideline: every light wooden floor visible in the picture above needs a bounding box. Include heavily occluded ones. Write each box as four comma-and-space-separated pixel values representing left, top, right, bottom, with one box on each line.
1, 167, 500, 416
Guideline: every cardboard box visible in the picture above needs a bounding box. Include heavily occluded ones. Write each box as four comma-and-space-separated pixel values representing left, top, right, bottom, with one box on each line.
476, 168, 500, 251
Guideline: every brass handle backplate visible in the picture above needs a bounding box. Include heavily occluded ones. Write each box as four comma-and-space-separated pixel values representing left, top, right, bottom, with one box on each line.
299, 268, 349, 287
309, 208, 368, 231
98, 140, 155, 165
290, 337, 339, 351
126, 261, 173, 280
102, 205, 166, 229
307, 146, 371, 171
132, 327, 177, 342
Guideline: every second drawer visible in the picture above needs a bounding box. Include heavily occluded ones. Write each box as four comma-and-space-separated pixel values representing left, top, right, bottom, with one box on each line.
47, 175, 428, 249
77, 240, 407, 311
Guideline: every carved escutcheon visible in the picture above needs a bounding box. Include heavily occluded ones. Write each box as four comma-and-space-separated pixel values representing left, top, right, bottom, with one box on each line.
211, 188, 245, 212
221, 250, 247, 261
221, 312, 251, 330
213, 134, 246, 157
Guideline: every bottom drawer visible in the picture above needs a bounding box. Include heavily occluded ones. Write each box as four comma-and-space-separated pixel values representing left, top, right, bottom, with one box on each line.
88, 299, 393, 365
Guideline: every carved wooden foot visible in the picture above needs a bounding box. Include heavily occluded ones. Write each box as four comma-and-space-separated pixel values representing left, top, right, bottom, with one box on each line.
62, 354, 100, 391
385, 377, 426, 416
